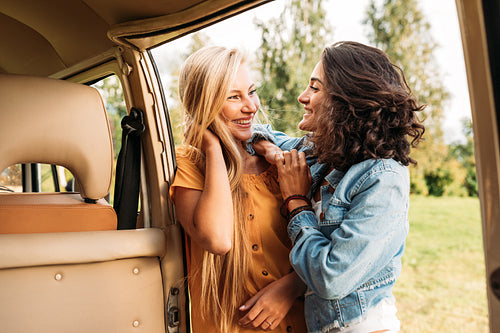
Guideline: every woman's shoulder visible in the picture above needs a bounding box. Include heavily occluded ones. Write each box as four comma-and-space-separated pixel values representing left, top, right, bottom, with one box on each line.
170, 145, 205, 195
173, 145, 204, 178
340, 159, 409, 192
175, 144, 195, 158
175, 145, 203, 166
351, 158, 407, 176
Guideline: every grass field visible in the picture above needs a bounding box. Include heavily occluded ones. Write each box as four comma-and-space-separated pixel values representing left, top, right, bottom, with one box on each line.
395, 196, 488, 332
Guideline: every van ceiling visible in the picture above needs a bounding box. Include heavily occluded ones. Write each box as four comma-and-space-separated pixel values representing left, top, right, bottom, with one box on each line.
0, 0, 269, 77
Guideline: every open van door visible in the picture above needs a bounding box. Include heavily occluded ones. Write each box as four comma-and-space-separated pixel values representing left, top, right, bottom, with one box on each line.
456, 0, 500, 331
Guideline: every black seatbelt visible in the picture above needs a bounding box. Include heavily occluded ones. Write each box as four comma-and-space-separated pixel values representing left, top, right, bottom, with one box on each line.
113, 107, 145, 230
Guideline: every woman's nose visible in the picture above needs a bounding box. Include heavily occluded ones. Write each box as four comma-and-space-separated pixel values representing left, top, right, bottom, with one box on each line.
242, 98, 258, 113
298, 90, 309, 104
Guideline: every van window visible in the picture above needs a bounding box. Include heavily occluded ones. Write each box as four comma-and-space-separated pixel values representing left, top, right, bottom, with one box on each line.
0, 165, 22, 192
91, 75, 127, 160
0, 164, 73, 193
92, 74, 127, 203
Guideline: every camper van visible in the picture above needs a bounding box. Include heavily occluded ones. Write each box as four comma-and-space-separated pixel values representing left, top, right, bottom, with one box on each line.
0, 0, 498, 332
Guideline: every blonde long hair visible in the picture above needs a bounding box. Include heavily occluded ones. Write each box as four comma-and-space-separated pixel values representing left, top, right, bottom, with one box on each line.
178, 46, 251, 332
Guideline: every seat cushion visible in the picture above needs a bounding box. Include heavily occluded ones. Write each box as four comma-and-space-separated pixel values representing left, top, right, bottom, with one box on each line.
0, 193, 117, 234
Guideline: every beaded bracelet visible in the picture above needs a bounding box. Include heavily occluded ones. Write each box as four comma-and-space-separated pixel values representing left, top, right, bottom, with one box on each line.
280, 194, 311, 218
287, 204, 314, 221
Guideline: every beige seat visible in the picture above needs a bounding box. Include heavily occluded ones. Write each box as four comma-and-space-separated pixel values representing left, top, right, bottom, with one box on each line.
0, 75, 166, 332
0, 74, 117, 233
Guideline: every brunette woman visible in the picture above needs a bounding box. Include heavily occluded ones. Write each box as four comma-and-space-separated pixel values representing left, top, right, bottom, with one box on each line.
253, 41, 425, 333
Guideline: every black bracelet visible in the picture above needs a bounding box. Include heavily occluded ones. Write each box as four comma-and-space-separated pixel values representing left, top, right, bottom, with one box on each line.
280, 194, 311, 218
287, 204, 314, 221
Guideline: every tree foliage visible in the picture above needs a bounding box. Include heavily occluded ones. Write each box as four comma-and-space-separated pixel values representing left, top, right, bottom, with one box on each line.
255, 0, 332, 135
449, 119, 477, 196
166, 32, 213, 144
93, 76, 128, 159
365, 0, 457, 195
155, 0, 476, 196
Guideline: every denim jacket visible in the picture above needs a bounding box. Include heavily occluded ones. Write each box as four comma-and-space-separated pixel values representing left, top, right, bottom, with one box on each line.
251, 124, 409, 332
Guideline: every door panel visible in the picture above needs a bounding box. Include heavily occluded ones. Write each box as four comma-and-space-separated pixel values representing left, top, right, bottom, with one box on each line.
455, 0, 500, 331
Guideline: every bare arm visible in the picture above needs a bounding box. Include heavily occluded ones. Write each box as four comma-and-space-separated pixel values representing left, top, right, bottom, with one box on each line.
173, 130, 233, 255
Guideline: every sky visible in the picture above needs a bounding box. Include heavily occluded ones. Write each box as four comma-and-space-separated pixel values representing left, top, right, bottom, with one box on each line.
153, 0, 470, 143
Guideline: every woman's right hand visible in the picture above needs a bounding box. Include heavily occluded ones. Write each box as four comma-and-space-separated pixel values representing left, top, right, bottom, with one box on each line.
252, 140, 283, 165
201, 128, 221, 153
276, 150, 312, 208
238, 272, 306, 331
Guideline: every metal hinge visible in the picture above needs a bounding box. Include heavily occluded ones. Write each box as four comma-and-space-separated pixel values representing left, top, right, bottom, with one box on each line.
167, 287, 180, 332
491, 267, 500, 301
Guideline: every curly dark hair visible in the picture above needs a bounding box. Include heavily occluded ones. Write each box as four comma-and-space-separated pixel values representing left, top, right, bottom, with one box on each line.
312, 41, 425, 171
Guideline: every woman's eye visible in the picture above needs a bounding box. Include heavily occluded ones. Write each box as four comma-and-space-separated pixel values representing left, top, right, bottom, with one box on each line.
249, 89, 257, 96
227, 95, 239, 100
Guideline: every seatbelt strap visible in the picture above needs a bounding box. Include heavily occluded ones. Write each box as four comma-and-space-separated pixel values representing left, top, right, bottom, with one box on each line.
113, 107, 145, 230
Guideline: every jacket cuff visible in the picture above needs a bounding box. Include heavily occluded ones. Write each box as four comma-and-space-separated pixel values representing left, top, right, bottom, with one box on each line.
287, 210, 318, 244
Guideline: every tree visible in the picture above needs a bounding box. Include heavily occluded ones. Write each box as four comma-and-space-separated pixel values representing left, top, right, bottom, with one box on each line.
449, 119, 477, 196
365, 0, 451, 195
254, 0, 332, 135
93, 76, 128, 159
165, 32, 212, 144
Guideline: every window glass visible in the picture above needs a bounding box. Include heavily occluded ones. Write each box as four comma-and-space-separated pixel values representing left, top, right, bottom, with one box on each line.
0, 164, 73, 193
0, 165, 22, 192
92, 75, 127, 160
92, 75, 127, 204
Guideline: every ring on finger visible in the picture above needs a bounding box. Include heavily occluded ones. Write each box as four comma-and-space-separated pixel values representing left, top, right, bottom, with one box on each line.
266, 321, 273, 326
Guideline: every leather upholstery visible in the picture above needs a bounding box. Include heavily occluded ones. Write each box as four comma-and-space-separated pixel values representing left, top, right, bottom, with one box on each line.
0, 193, 117, 234
0, 74, 113, 200
0, 74, 117, 233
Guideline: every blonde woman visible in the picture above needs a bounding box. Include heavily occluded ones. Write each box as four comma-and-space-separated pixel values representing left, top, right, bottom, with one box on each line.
169, 46, 307, 333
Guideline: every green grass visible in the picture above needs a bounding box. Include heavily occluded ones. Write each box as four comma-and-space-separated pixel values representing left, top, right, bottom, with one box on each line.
395, 196, 488, 332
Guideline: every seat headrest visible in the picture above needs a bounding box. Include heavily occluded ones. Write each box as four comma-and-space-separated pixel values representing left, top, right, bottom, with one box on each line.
0, 74, 113, 200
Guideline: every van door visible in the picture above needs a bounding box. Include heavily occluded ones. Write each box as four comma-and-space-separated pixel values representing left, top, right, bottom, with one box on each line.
455, 0, 500, 331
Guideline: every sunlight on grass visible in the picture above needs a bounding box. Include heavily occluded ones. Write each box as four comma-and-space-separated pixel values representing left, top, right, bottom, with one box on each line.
395, 196, 488, 332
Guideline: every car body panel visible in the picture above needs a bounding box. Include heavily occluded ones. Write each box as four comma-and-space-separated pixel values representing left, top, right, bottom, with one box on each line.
456, 0, 499, 331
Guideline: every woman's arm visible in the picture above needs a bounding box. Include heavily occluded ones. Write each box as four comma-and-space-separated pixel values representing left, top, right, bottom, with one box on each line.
250, 124, 307, 153
277, 154, 409, 299
252, 140, 283, 164
172, 130, 234, 255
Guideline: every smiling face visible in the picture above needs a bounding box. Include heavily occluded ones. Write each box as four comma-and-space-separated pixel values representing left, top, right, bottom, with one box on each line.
297, 61, 327, 132
221, 63, 260, 141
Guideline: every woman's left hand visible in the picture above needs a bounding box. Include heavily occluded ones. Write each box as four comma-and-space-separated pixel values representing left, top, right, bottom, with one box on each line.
276, 149, 312, 200
238, 272, 305, 331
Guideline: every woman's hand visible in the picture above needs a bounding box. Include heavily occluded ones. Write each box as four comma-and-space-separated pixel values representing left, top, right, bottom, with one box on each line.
276, 150, 312, 208
201, 127, 221, 153
238, 272, 306, 331
252, 140, 283, 165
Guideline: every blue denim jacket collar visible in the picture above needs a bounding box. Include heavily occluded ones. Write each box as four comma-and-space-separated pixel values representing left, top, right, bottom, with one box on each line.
322, 168, 345, 189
